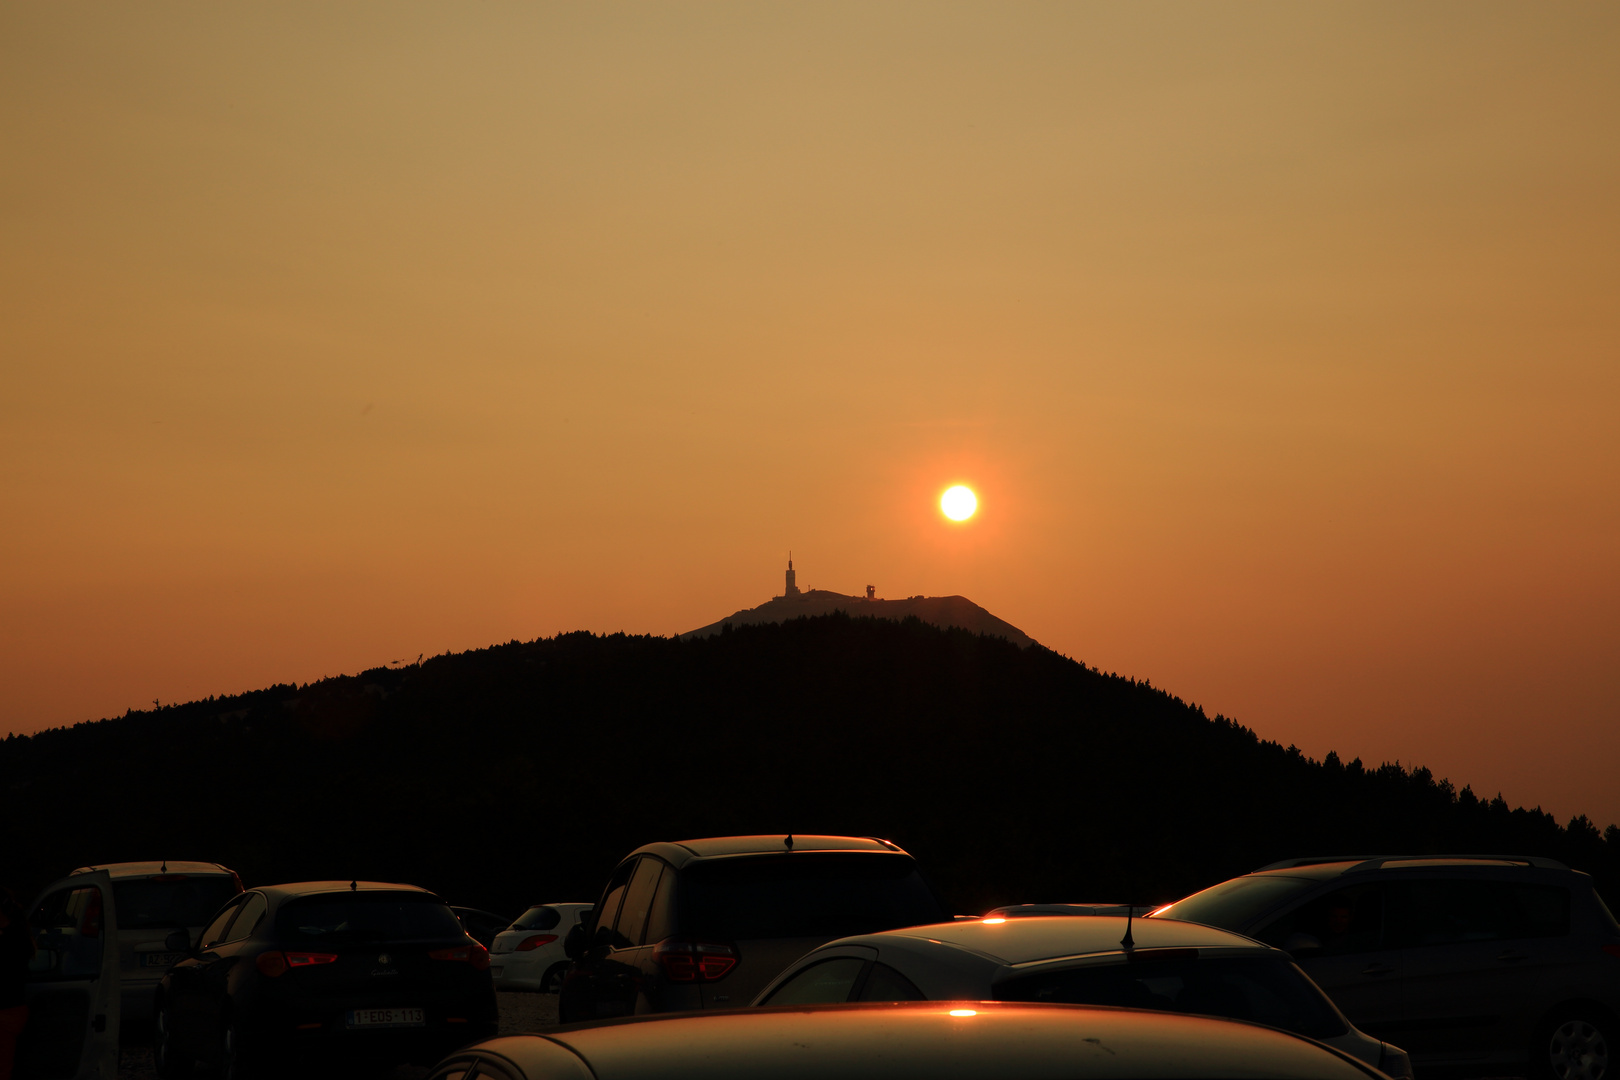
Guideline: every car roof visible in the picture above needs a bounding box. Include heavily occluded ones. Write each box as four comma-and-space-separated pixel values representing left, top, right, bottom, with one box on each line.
846, 916, 1266, 967
456, 1002, 1374, 1080
629, 835, 907, 867
248, 881, 439, 902
70, 861, 235, 878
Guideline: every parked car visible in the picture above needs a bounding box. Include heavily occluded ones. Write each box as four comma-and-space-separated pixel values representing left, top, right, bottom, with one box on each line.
491, 903, 592, 992
67, 860, 242, 1023
16, 868, 121, 1080
152, 880, 497, 1077
753, 914, 1411, 1078
427, 1000, 1389, 1080
452, 906, 512, 951
1149, 854, 1620, 1080
558, 834, 950, 1022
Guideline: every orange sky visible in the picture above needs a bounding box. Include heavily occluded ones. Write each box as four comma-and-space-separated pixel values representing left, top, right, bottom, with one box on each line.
3, 4, 1617, 827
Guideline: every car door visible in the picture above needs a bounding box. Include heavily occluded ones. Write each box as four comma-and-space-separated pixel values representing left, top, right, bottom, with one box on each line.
17, 869, 120, 1080
560, 859, 637, 1022
1251, 882, 1405, 1040
1385, 876, 1562, 1065
584, 857, 664, 1018
164, 895, 247, 1054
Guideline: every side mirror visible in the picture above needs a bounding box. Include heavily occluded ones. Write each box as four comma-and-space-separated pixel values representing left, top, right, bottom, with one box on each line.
563, 922, 587, 961
164, 928, 192, 953
1281, 932, 1323, 957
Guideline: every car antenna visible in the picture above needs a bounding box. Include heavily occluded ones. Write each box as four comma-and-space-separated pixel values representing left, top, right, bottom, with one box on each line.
1121, 902, 1135, 950
161, 860, 167, 874
784, 834, 794, 851
350, 879, 358, 892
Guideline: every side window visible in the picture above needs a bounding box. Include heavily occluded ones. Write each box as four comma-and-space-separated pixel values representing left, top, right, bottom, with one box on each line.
1509, 884, 1571, 939
644, 867, 676, 944
1387, 880, 1567, 948
28, 886, 106, 979
612, 859, 665, 948
1255, 884, 1385, 956
593, 860, 637, 948
761, 957, 869, 1005
855, 962, 925, 1002
222, 894, 268, 944
200, 899, 244, 949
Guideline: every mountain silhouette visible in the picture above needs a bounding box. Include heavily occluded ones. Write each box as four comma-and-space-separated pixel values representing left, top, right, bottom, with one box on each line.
3, 613, 1615, 918
685, 590, 1037, 649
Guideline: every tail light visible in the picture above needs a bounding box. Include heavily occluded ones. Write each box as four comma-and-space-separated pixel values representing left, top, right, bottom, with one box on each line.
286, 952, 338, 968
1603, 945, 1620, 960
653, 938, 737, 982
516, 934, 558, 952
430, 943, 491, 971
256, 952, 288, 977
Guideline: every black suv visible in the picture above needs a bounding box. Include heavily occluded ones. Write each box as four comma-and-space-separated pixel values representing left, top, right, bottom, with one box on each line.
1151, 855, 1620, 1080
558, 835, 949, 1022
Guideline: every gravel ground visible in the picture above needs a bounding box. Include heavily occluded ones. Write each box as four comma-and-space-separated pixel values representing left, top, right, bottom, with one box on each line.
117, 991, 561, 1079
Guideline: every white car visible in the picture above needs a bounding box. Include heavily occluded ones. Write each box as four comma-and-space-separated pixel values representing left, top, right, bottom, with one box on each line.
69, 860, 242, 1023
489, 902, 591, 991
752, 915, 1413, 1080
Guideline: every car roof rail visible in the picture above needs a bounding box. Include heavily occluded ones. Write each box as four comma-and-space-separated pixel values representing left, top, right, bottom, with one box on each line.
1255, 856, 1382, 871
1257, 854, 1570, 873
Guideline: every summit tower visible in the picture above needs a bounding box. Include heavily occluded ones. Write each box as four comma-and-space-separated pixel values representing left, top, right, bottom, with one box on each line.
784, 554, 801, 597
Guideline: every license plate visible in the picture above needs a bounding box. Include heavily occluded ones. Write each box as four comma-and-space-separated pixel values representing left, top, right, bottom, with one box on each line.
346, 1008, 425, 1029
141, 952, 184, 968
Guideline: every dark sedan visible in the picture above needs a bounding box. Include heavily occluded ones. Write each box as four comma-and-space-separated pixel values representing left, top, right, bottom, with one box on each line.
153, 880, 497, 1078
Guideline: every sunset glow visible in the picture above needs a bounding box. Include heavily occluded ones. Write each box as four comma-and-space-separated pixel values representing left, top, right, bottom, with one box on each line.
941, 486, 978, 522
1, 4, 1617, 834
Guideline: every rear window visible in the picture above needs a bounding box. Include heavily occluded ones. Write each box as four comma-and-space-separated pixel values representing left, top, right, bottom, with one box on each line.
112, 877, 242, 930
511, 906, 562, 932
680, 853, 948, 940
1151, 876, 1316, 931
276, 893, 464, 946
995, 955, 1348, 1041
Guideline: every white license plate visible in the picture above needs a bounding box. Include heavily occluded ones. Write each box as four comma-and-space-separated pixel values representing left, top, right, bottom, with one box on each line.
140, 952, 184, 968
346, 1008, 425, 1029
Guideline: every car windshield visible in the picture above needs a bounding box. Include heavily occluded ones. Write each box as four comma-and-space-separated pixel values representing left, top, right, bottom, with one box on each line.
112, 877, 241, 930
1151, 876, 1316, 931
276, 893, 464, 945
680, 853, 949, 940
511, 906, 561, 931
995, 955, 1348, 1040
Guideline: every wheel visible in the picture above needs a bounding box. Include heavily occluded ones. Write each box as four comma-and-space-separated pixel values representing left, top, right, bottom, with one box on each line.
1538, 1009, 1614, 1080
153, 1000, 193, 1079
217, 1018, 260, 1080
542, 962, 570, 993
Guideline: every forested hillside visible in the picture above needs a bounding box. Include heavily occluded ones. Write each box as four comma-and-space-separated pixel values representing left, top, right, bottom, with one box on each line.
5, 613, 1615, 915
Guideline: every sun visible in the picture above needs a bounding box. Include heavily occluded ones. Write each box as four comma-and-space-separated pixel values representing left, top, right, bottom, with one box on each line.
940, 485, 977, 521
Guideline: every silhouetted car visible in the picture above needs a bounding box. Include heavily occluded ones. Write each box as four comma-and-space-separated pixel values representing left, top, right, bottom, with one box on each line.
491, 903, 592, 992
17, 869, 121, 1080
428, 1000, 1390, 1080
1149, 854, 1620, 1080
152, 880, 497, 1078
451, 907, 512, 951
753, 914, 1411, 1079
68, 860, 242, 1023
558, 835, 950, 1022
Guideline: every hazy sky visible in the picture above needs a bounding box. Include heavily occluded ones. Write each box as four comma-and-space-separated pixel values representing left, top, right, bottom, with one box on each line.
4, 3, 1616, 826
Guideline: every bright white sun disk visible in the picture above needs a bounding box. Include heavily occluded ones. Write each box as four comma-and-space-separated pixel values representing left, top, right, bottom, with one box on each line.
941, 485, 977, 521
